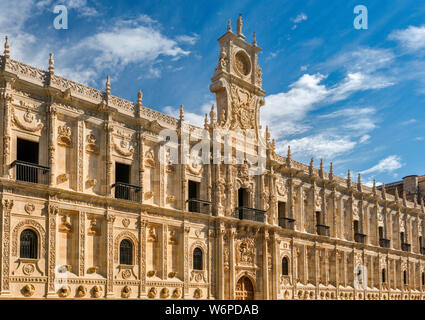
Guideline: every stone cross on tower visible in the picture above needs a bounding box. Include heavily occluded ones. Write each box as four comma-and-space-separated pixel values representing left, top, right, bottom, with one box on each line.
210, 15, 265, 136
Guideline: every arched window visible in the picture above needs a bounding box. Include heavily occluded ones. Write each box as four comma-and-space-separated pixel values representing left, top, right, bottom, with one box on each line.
403, 270, 408, 285
20, 229, 38, 259
119, 239, 133, 265
282, 257, 289, 275
193, 247, 203, 270
382, 269, 386, 283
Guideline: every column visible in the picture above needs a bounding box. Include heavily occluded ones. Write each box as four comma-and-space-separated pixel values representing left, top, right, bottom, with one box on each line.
47, 105, 57, 186
262, 229, 269, 299
138, 131, 144, 202
183, 225, 190, 298
2, 91, 12, 178
272, 233, 279, 299
46, 203, 58, 297
0, 199, 13, 295
217, 223, 225, 299
105, 213, 115, 297
229, 226, 236, 299
139, 217, 147, 298
105, 118, 113, 197
78, 211, 85, 277
162, 224, 168, 279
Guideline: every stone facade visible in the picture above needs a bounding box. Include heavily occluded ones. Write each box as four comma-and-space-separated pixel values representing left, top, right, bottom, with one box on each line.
0, 17, 425, 300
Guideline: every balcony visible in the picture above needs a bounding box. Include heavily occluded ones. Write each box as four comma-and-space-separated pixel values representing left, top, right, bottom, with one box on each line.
279, 217, 296, 230
316, 224, 330, 237
379, 238, 390, 248
401, 243, 411, 252
236, 207, 266, 223
188, 199, 212, 215
11, 160, 50, 185
354, 233, 367, 244
113, 182, 141, 202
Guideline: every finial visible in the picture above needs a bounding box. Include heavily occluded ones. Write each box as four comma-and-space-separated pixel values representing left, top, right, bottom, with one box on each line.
320, 159, 323, 171
381, 183, 386, 199
252, 32, 257, 46
265, 125, 270, 142
329, 162, 334, 179
372, 180, 376, 194
4, 36, 10, 58
271, 139, 276, 152
236, 14, 246, 39
209, 104, 216, 124
48, 53, 54, 74
309, 157, 314, 176
347, 169, 352, 188
395, 187, 400, 201
287, 145, 291, 160
137, 90, 143, 105
310, 157, 314, 168
204, 113, 209, 129
402, 190, 407, 204
179, 104, 184, 122
358, 173, 361, 185
414, 194, 418, 207
227, 19, 232, 32
105, 75, 111, 95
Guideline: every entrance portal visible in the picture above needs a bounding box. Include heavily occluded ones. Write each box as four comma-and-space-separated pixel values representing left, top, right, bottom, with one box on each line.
235, 276, 254, 300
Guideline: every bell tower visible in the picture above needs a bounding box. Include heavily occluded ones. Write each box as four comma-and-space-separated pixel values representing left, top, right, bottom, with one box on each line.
210, 15, 265, 134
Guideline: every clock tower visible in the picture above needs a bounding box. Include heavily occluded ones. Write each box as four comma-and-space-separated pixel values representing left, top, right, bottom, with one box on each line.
210, 15, 265, 135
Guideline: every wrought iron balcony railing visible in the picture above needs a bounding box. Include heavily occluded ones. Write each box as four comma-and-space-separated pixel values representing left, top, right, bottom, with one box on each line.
401, 242, 411, 252
113, 182, 141, 202
235, 207, 266, 223
11, 160, 50, 185
316, 224, 330, 237
279, 217, 296, 230
354, 233, 367, 244
188, 198, 212, 215
379, 238, 390, 248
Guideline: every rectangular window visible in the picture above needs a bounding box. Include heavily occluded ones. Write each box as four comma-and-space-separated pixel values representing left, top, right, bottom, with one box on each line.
400, 232, 405, 244
188, 180, 200, 213
238, 188, 249, 208
316, 211, 321, 225
353, 220, 359, 234
278, 201, 286, 218
115, 163, 130, 184
378, 226, 384, 239
115, 163, 131, 200
16, 138, 40, 183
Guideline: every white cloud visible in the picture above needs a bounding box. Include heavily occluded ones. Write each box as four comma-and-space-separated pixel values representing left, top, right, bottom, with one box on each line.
359, 134, 371, 143
389, 25, 425, 51
277, 134, 357, 159
360, 155, 403, 175
162, 100, 214, 128
292, 13, 308, 24
176, 34, 199, 45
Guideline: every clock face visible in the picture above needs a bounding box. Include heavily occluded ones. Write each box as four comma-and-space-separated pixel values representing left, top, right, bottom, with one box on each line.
235, 51, 251, 76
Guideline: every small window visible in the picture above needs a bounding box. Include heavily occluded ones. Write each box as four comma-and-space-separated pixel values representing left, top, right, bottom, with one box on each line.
403, 270, 408, 285
278, 201, 286, 219
282, 257, 289, 276
193, 247, 203, 270
382, 269, 386, 283
316, 211, 321, 225
20, 229, 38, 259
353, 220, 359, 234
378, 226, 384, 239
119, 239, 133, 265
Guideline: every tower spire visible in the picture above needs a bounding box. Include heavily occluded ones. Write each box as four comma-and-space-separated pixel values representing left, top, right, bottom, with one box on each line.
48, 53, 54, 74
4, 36, 10, 58
252, 32, 257, 46
329, 162, 334, 180
227, 19, 232, 32
179, 104, 184, 123
137, 90, 143, 106
236, 14, 246, 39
105, 75, 111, 95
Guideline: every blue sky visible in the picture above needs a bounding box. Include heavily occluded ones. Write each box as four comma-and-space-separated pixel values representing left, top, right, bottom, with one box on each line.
2, 0, 425, 186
